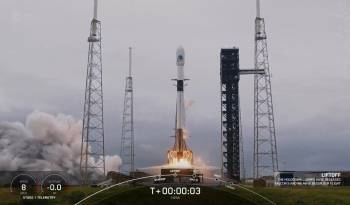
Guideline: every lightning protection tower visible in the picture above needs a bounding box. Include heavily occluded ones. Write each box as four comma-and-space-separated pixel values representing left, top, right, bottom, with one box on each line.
253, 0, 279, 179
80, 0, 105, 185
120, 47, 135, 175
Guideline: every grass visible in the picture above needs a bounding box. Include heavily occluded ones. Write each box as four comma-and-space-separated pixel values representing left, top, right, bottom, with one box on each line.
253, 187, 350, 205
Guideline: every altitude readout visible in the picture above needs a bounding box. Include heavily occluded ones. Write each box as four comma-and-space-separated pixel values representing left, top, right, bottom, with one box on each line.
41, 174, 67, 195
150, 186, 201, 195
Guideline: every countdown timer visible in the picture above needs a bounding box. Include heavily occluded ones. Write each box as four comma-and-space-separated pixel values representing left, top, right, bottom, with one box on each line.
150, 186, 201, 195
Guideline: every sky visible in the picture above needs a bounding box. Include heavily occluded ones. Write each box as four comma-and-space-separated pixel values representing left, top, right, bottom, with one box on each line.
0, 0, 349, 177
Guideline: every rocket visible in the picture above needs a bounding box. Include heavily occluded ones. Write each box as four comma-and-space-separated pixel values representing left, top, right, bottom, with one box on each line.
167, 47, 193, 166
175, 46, 185, 136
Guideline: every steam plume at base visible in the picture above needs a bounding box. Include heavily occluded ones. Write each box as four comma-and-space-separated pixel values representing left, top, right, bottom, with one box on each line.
0, 111, 121, 176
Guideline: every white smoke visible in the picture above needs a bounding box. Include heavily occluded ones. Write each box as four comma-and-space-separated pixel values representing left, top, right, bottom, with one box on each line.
0, 111, 121, 176
105, 155, 122, 173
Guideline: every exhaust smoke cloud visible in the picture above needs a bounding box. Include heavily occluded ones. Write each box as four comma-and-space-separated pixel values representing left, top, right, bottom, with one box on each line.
0, 111, 121, 176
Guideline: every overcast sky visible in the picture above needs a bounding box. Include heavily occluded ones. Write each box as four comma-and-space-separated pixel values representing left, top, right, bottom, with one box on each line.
0, 0, 349, 176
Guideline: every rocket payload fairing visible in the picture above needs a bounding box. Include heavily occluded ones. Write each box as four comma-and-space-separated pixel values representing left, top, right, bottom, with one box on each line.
167, 47, 193, 167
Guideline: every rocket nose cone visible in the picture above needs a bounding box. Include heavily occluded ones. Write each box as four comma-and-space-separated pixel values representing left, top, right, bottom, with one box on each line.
176, 46, 185, 66
177, 46, 185, 56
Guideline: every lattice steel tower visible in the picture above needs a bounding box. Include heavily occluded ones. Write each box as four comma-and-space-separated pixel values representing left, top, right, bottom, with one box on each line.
120, 47, 135, 175
253, 0, 278, 178
80, 0, 105, 185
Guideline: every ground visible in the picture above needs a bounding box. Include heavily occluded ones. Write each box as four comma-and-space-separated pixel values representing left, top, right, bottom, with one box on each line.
1, 185, 350, 205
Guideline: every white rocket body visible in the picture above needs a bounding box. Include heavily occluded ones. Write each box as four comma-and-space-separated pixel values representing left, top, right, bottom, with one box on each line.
176, 47, 185, 131
167, 47, 193, 166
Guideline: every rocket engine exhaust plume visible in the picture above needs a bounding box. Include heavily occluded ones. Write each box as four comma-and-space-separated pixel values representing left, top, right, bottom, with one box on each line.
0, 111, 121, 177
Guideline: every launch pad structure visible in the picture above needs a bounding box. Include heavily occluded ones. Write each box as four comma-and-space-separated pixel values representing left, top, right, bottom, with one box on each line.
220, 0, 279, 181
220, 48, 264, 181
80, 0, 106, 185
253, 0, 279, 179
77, 0, 278, 185
120, 47, 135, 176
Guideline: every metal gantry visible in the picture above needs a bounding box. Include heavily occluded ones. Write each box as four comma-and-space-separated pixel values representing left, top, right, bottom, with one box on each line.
253, 0, 279, 179
220, 48, 241, 181
120, 47, 135, 176
80, 0, 105, 185
220, 48, 264, 181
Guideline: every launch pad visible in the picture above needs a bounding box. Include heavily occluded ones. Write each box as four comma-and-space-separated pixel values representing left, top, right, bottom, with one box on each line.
160, 168, 203, 183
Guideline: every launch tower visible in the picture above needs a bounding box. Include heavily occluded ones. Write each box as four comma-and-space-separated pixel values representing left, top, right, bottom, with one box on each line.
253, 0, 279, 178
80, 0, 105, 185
120, 47, 135, 175
220, 48, 264, 181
